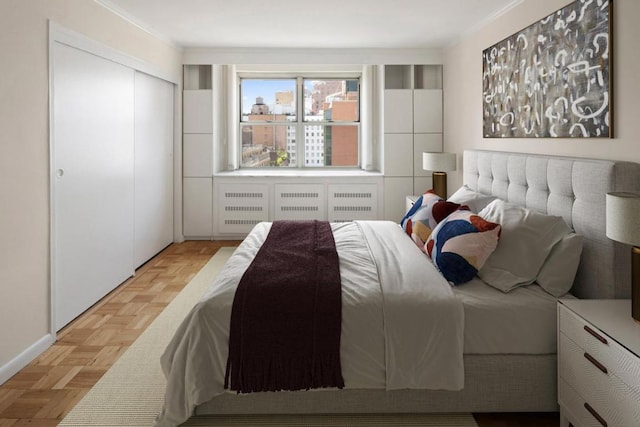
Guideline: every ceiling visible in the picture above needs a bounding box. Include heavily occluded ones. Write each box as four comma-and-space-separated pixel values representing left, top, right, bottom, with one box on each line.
98, 0, 522, 49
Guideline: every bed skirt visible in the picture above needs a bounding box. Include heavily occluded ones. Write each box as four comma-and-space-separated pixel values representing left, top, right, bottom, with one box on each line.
196, 354, 558, 415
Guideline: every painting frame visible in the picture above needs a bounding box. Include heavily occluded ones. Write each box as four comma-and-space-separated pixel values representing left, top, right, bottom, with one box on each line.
482, 0, 613, 138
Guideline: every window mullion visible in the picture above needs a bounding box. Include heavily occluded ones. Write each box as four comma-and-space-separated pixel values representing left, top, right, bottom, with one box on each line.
296, 76, 304, 168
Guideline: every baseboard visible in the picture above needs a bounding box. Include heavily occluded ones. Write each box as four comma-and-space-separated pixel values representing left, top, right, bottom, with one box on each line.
0, 333, 55, 385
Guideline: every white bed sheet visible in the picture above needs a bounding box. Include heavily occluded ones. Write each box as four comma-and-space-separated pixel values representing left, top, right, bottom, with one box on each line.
155, 221, 463, 427
453, 279, 558, 355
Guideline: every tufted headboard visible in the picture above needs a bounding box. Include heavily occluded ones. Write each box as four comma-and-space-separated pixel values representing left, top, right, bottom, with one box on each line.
463, 150, 640, 299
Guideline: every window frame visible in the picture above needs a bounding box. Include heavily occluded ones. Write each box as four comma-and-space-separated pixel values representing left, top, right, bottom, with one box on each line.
238, 73, 361, 169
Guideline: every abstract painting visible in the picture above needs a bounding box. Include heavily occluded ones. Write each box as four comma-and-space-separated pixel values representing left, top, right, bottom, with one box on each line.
482, 0, 612, 138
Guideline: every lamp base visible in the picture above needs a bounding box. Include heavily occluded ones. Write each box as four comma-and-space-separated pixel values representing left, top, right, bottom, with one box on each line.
432, 172, 448, 199
633, 246, 639, 323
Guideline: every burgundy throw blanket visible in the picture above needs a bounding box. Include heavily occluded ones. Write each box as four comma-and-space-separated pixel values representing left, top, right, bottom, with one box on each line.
224, 220, 344, 393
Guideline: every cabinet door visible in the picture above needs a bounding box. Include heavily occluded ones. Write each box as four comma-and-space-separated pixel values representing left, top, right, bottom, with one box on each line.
383, 177, 413, 221
183, 178, 213, 237
53, 42, 134, 330
384, 133, 413, 176
414, 177, 433, 196
413, 133, 443, 177
216, 182, 269, 234
274, 184, 326, 220
327, 183, 378, 222
134, 72, 174, 267
183, 90, 213, 133
384, 89, 413, 133
413, 89, 443, 133
183, 133, 213, 177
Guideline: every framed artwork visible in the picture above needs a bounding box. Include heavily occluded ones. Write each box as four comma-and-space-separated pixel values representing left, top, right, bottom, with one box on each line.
482, 0, 612, 138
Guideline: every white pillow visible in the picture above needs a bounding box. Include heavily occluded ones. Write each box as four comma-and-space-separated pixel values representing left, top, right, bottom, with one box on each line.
537, 233, 583, 297
448, 185, 498, 213
477, 199, 571, 292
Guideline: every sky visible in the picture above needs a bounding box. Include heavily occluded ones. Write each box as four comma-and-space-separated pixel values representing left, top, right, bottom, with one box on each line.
241, 79, 296, 113
240, 79, 319, 114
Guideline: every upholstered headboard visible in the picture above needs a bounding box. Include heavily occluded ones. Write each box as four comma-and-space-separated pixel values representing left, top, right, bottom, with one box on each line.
463, 150, 640, 299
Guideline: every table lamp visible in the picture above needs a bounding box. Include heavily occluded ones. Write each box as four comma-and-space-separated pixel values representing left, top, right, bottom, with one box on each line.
422, 152, 456, 199
606, 192, 640, 322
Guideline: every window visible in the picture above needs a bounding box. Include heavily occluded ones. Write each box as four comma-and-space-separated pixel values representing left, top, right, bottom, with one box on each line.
239, 76, 360, 168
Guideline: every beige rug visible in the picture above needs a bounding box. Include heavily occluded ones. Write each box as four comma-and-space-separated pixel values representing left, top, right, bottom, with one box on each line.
59, 247, 479, 427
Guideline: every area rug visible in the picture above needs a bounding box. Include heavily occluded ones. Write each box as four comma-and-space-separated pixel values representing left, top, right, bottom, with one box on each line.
59, 246, 479, 427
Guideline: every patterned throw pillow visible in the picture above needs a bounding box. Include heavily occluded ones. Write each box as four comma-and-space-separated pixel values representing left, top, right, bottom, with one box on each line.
426, 210, 501, 285
401, 191, 463, 250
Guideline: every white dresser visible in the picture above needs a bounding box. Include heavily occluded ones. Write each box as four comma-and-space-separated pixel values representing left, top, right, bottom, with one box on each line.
558, 299, 640, 427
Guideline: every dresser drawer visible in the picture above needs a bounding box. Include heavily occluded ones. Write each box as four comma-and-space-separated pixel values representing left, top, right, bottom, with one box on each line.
559, 305, 640, 394
559, 332, 640, 426
560, 378, 612, 427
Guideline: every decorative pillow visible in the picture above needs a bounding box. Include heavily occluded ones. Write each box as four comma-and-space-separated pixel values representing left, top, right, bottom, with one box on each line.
477, 199, 572, 292
448, 185, 498, 213
401, 191, 463, 250
537, 233, 583, 297
426, 210, 501, 285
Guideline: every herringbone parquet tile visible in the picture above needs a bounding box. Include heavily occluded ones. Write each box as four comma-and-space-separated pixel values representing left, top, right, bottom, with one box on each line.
0, 241, 240, 426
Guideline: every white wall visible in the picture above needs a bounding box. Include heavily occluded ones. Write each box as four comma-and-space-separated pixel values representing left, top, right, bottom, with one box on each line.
0, 0, 181, 377
444, 0, 640, 190
184, 47, 443, 65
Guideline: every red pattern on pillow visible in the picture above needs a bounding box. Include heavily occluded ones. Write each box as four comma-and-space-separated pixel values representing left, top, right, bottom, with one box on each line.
400, 190, 468, 251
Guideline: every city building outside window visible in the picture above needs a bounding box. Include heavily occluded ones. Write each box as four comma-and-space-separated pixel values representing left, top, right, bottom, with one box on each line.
239, 76, 360, 168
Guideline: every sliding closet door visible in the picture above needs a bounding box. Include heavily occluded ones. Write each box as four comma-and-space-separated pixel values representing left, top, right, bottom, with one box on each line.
134, 72, 174, 267
53, 42, 135, 331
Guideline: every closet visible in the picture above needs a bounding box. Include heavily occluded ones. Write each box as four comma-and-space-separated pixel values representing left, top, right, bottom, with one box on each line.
52, 40, 174, 331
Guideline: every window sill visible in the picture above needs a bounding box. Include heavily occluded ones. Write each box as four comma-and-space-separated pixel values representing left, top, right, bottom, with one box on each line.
214, 169, 382, 178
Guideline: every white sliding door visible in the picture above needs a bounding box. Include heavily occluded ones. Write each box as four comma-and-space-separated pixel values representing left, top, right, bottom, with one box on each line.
52, 42, 135, 331
134, 72, 174, 267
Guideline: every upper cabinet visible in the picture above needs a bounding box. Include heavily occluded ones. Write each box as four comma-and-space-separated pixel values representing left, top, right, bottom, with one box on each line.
183, 65, 213, 134
413, 90, 442, 133
383, 90, 414, 134
383, 64, 443, 134
414, 65, 443, 133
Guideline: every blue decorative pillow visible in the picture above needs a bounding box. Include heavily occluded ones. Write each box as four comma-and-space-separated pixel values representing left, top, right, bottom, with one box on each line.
401, 191, 464, 251
426, 210, 501, 285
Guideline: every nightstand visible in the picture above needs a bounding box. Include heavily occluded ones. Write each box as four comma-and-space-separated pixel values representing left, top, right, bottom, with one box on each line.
557, 299, 640, 427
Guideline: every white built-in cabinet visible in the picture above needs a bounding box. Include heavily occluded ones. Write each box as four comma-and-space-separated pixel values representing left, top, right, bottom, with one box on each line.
185, 175, 381, 238
52, 42, 174, 331
213, 179, 382, 237
183, 65, 214, 238
382, 64, 443, 222
275, 184, 326, 221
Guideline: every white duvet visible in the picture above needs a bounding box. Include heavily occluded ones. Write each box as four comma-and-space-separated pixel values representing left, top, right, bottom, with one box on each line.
155, 221, 464, 427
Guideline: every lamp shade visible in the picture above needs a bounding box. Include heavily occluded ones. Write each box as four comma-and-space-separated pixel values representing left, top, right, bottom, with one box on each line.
422, 152, 457, 172
606, 192, 640, 246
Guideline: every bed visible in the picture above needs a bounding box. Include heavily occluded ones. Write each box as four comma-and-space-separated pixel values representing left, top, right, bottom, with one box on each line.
155, 150, 640, 426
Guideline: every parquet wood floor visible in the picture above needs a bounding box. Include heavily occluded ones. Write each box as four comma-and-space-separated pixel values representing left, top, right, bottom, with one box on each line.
0, 240, 558, 427
0, 240, 240, 426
